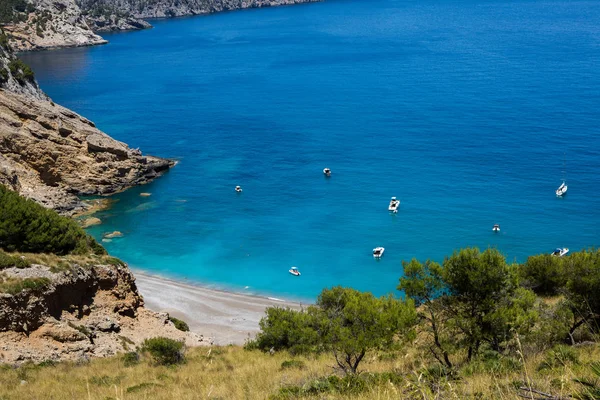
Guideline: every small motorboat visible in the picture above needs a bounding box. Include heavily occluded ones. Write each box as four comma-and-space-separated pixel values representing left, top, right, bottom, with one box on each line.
373, 247, 385, 258
551, 247, 569, 257
323, 168, 331, 177
289, 266, 301, 276
556, 181, 567, 197
235, 185, 243, 193
492, 224, 500, 232
388, 197, 400, 213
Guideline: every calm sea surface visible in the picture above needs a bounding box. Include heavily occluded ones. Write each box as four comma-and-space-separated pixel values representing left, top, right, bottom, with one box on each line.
22, 0, 600, 301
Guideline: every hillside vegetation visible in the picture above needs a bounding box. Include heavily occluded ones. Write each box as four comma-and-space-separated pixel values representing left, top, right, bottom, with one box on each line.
0, 245, 599, 398
0, 342, 600, 399
0, 185, 104, 255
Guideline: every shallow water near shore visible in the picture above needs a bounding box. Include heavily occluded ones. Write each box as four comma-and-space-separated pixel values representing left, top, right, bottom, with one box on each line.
22, 0, 600, 301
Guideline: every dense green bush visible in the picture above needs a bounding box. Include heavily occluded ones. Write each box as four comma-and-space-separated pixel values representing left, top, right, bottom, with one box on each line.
168, 316, 189, 332
252, 306, 321, 356
253, 287, 417, 374
122, 352, 140, 367
141, 337, 185, 366
0, 185, 105, 255
399, 248, 537, 366
0, 0, 28, 24
519, 254, 566, 295
8, 58, 35, 84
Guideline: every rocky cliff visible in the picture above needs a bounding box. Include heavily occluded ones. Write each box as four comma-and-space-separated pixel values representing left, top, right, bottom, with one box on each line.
0, 257, 206, 364
2, 0, 320, 50
2, 0, 108, 52
77, 0, 320, 20
0, 30, 46, 100
0, 87, 174, 214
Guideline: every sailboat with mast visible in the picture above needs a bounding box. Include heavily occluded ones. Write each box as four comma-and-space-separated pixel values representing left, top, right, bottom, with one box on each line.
556, 154, 567, 197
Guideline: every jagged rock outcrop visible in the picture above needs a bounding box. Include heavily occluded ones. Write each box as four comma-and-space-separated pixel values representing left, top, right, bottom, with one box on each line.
0, 261, 206, 364
3, 0, 107, 52
0, 88, 174, 214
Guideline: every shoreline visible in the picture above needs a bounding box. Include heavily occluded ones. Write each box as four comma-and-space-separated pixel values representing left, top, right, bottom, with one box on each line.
132, 269, 308, 346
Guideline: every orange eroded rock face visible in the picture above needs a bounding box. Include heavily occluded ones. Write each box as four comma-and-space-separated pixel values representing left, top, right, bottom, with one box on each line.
0, 262, 206, 365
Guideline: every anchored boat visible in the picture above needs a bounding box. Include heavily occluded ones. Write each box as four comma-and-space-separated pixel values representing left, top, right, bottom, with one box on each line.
551, 248, 569, 257
388, 197, 400, 213
373, 247, 385, 258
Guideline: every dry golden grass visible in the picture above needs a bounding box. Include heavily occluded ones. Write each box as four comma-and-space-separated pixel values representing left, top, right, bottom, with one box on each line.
0, 343, 599, 400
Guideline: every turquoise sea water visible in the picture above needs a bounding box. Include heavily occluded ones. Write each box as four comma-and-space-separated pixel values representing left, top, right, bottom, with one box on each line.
22, 0, 600, 301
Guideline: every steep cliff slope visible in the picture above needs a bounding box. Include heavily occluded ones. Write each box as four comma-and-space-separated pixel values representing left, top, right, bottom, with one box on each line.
0, 88, 174, 214
0, 30, 46, 100
2, 0, 107, 51
0, 33, 173, 214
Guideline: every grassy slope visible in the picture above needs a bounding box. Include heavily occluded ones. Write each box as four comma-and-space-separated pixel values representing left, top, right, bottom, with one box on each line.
1, 344, 599, 399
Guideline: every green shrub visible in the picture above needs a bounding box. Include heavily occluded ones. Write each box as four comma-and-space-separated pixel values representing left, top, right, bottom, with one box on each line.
519, 254, 566, 295
8, 58, 34, 84
141, 337, 185, 366
122, 351, 139, 367
281, 359, 306, 370
0, 0, 28, 24
0, 67, 8, 85
0, 185, 105, 255
0, 277, 50, 295
538, 345, 579, 370
168, 316, 189, 332
0, 251, 30, 269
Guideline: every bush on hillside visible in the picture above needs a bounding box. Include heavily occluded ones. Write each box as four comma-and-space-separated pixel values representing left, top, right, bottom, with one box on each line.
0, 251, 30, 269
168, 316, 189, 332
0, 185, 105, 255
519, 254, 566, 295
8, 58, 35, 84
253, 287, 417, 374
141, 337, 185, 366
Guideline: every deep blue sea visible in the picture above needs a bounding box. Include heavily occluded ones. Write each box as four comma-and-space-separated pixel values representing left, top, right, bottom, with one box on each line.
21, 0, 600, 301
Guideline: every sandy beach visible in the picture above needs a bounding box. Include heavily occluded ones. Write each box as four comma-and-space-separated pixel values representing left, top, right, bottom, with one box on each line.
133, 270, 308, 345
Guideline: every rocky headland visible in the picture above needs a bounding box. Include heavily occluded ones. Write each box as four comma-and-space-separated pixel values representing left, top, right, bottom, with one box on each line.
0, 256, 206, 364
0, 30, 174, 215
1, 0, 320, 51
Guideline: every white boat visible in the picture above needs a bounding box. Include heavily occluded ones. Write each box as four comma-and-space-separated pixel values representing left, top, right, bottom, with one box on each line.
373, 247, 385, 258
551, 247, 569, 257
235, 185, 243, 193
556, 181, 567, 197
492, 224, 500, 232
323, 168, 331, 177
289, 266, 301, 276
556, 154, 567, 196
388, 197, 400, 213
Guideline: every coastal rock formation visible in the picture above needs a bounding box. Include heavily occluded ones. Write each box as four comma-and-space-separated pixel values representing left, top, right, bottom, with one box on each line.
0, 88, 174, 214
0, 260, 206, 364
0, 30, 46, 100
2, 0, 320, 47
3, 0, 107, 52
77, 0, 320, 20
